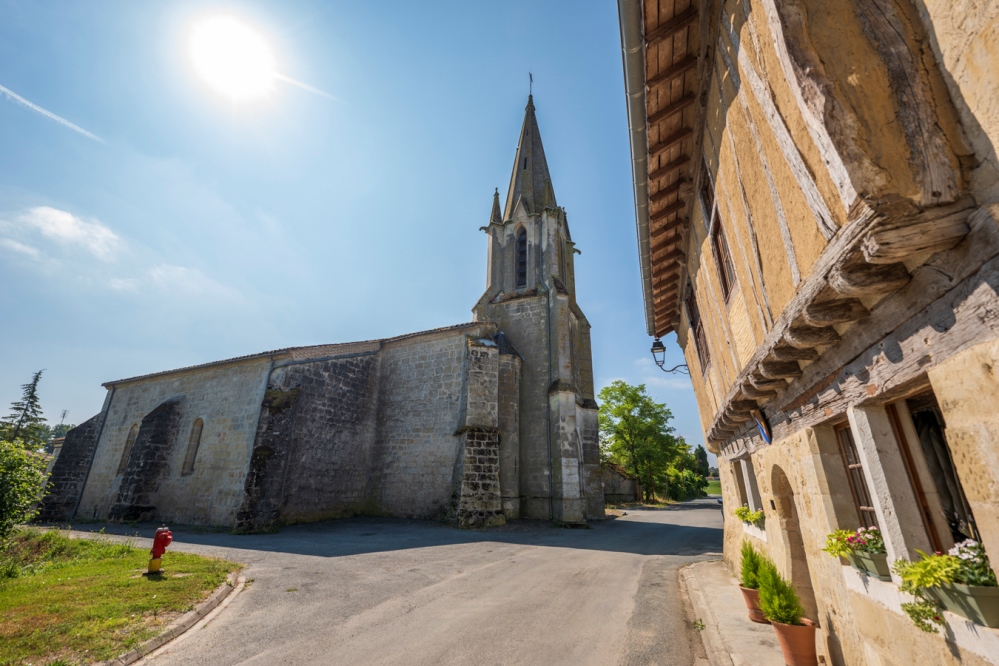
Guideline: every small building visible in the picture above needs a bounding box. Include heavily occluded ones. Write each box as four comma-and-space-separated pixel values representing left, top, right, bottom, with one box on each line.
601, 462, 643, 504
39, 98, 604, 531
619, 0, 999, 664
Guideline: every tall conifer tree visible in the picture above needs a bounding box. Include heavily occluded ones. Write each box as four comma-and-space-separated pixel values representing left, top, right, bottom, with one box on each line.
2, 370, 47, 448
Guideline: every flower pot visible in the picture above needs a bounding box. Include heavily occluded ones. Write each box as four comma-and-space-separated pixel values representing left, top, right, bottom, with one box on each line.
771, 618, 817, 666
926, 582, 999, 628
848, 552, 892, 581
738, 585, 770, 624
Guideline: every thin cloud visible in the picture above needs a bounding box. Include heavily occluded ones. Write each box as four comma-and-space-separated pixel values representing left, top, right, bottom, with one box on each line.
149, 263, 240, 300
108, 277, 138, 292
0, 237, 40, 258
274, 73, 339, 101
0, 83, 104, 143
23, 207, 122, 261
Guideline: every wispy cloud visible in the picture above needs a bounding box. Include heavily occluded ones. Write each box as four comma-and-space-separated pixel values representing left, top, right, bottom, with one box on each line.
0, 237, 40, 258
0, 83, 104, 143
149, 264, 240, 299
23, 207, 123, 261
108, 277, 138, 292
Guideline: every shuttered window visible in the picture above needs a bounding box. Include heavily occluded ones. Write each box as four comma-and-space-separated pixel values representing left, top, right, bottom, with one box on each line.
835, 423, 880, 529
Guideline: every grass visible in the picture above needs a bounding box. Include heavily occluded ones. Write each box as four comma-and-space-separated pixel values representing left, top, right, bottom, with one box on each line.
0, 529, 240, 665
705, 480, 722, 495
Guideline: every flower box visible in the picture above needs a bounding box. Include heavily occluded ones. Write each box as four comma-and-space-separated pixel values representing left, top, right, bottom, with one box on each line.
927, 582, 999, 628
848, 552, 892, 582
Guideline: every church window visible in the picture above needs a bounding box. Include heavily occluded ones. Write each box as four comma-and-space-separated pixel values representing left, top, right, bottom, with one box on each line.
182, 418, 204, 475
685, 280, 710, 370
117, 423, 139, 475
523, 157, 527, 170
516, 228, 527, 288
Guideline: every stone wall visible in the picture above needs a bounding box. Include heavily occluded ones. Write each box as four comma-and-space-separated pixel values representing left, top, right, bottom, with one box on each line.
452, 429, 504, 528
36, 414, 102, 522
601, 464, 640, 504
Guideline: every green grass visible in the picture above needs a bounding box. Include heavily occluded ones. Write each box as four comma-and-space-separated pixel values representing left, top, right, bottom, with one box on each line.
705, 480, 722, 495
0, 529, 240, 665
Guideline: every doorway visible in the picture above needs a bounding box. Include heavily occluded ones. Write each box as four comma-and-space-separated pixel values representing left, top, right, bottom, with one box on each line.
771, 464, 819, 621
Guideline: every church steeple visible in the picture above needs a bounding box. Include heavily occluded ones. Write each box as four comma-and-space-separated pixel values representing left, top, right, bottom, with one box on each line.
503, 95, 556, 221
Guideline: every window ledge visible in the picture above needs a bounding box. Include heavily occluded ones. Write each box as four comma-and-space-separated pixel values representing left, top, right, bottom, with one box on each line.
741, 522, 766, 542
840, 564, 999, 664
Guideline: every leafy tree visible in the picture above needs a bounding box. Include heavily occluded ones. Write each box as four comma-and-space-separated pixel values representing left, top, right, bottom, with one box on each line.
598, 381, 686, 501
1, 370, 47, 450
0, 438, 50, 544
694, 445, 710, 478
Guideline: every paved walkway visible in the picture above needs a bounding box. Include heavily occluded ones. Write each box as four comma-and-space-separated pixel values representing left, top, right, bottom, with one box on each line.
72, 499, 723, 665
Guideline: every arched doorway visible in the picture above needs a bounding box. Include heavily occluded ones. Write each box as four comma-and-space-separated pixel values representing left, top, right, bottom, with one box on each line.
771, 465, 819, 620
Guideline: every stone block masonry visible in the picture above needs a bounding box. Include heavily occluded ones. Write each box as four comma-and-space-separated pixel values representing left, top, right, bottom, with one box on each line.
452, 429, 505, 528
36, 413, 102, 522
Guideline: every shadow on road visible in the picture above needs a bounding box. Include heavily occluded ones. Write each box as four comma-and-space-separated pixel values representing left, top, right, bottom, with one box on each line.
45, 499, 724, 561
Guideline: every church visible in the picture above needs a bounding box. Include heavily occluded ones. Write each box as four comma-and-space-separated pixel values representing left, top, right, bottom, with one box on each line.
39, 97, 604, 530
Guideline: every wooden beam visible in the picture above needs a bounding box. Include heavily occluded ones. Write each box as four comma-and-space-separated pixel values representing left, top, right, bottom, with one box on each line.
863, 209, 972, 264
649, 128, 693, 162
759, 360, 803, 380
803, 299, 870, 327
650, 178, 687, 205
652, 247, 685, 265
645, 6, 699, 47
748, 374, 787, 391
649, 155, 690, 182
650, 228, 682, 254
651, 200, 686, 223
730, 399, 760, 412
650, 218, 685, 242
784, 325, 840, 349
829, 260, 911, 298
648, 94, 697, 127
769, 345, 818, 362
742, 383, 776, 400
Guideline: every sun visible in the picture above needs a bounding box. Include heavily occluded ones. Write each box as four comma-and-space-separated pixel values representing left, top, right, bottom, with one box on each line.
188, 16, 276, 102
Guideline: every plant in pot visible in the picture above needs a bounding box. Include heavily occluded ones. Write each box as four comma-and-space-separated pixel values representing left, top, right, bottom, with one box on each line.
734, 505, 765, 528
738, 540, 769, 624
822, 526, 890, 581
758, 559, 817, 666
893, 540, 999, 631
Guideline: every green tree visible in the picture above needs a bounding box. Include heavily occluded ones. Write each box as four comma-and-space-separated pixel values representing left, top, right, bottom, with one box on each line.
1, 370, 47, 450
0, 438, 50, 544
598, 381, 685, 502
694, 445, 710, 477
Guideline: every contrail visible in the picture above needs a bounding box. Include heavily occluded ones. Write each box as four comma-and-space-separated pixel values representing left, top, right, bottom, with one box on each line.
274, 73, 340, 102
0, 83, 104, 143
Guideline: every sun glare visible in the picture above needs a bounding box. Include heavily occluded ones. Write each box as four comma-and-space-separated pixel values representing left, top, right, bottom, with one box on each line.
188, 16, 276, 102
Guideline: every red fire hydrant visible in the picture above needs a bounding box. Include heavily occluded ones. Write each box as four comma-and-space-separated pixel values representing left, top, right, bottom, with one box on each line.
148, 525, 173, 574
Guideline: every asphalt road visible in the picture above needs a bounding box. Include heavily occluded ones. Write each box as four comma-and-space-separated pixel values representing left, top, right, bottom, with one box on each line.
82, 499, 722, 665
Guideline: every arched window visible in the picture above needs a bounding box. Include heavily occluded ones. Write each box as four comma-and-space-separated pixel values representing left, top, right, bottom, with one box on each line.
182, 418, 204, 475
117, 424, 139, 474
515, 228, 527, 288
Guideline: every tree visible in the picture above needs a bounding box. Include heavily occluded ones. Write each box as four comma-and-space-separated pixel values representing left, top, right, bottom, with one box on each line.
1, 370, 47, 450
0, 438, 50, 544
694, 445, 711, 478
598, 381, 685, 502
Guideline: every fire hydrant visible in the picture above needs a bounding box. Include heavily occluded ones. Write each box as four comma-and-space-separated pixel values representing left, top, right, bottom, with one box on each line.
147, 525, 173, 574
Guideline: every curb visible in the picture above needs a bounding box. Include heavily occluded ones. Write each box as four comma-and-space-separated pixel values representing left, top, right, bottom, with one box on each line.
679, 562, 735, 666
99, 572, 243, 666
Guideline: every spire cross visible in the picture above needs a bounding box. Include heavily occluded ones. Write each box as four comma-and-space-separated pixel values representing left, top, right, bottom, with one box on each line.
529, 72, 533, 95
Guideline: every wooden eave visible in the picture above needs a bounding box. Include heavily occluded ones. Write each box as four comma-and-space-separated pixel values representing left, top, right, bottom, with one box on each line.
639, 0, 708, 337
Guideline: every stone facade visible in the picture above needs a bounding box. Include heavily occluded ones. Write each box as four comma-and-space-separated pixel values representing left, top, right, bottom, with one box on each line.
44, 98, 603, 531
620, 0, 999, 662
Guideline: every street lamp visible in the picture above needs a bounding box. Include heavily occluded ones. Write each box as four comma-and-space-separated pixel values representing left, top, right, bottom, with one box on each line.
650, 337, 689, 375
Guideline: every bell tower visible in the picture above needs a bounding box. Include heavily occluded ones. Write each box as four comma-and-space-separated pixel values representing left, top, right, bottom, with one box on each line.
474, 96, 603, 523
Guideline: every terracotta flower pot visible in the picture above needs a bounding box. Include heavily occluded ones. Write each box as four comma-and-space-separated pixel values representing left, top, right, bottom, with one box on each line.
738, 585, 770, 624
771, 618, 817, 666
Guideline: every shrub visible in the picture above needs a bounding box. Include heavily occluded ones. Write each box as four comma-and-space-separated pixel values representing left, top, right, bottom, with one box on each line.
0, 439, 50, 545
740, 540, 764, 589
733, 505, 764, 526
757, 559, 805, 626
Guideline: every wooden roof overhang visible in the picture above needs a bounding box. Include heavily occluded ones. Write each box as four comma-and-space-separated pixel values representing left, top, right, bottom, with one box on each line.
619, 0, 710, 338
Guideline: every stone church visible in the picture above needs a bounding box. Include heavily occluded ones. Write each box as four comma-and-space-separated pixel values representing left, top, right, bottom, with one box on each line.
40, 96, 604, 531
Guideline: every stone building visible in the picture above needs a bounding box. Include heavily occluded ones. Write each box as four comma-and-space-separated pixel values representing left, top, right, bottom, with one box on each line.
619, 0, 999, 664
39, 98, 603, 531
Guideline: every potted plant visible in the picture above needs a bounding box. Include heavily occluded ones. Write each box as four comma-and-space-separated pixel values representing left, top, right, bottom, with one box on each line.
758, 559, 817, 666
734, 505, 765, 528
822, 526, 890, 581
894, 539, 999, 631
738, 540, 770, 624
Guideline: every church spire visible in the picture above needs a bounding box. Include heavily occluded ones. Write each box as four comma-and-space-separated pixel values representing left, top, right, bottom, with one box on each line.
490, 187, 503, 226
503, 95, 556, 221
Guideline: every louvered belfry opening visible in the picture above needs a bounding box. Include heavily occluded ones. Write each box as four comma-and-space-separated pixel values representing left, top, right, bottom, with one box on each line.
645, 0, 701, 337
516, 228, 528, 287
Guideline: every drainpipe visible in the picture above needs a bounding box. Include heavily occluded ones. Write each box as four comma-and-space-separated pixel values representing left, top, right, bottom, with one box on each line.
71, 385, 116, 520
618, 0, 656, 336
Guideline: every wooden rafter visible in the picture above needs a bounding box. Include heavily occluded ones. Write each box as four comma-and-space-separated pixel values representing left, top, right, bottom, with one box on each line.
645, 6, 699, 47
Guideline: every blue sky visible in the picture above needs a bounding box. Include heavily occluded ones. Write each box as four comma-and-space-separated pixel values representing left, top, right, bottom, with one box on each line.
0, 1, 709, 460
